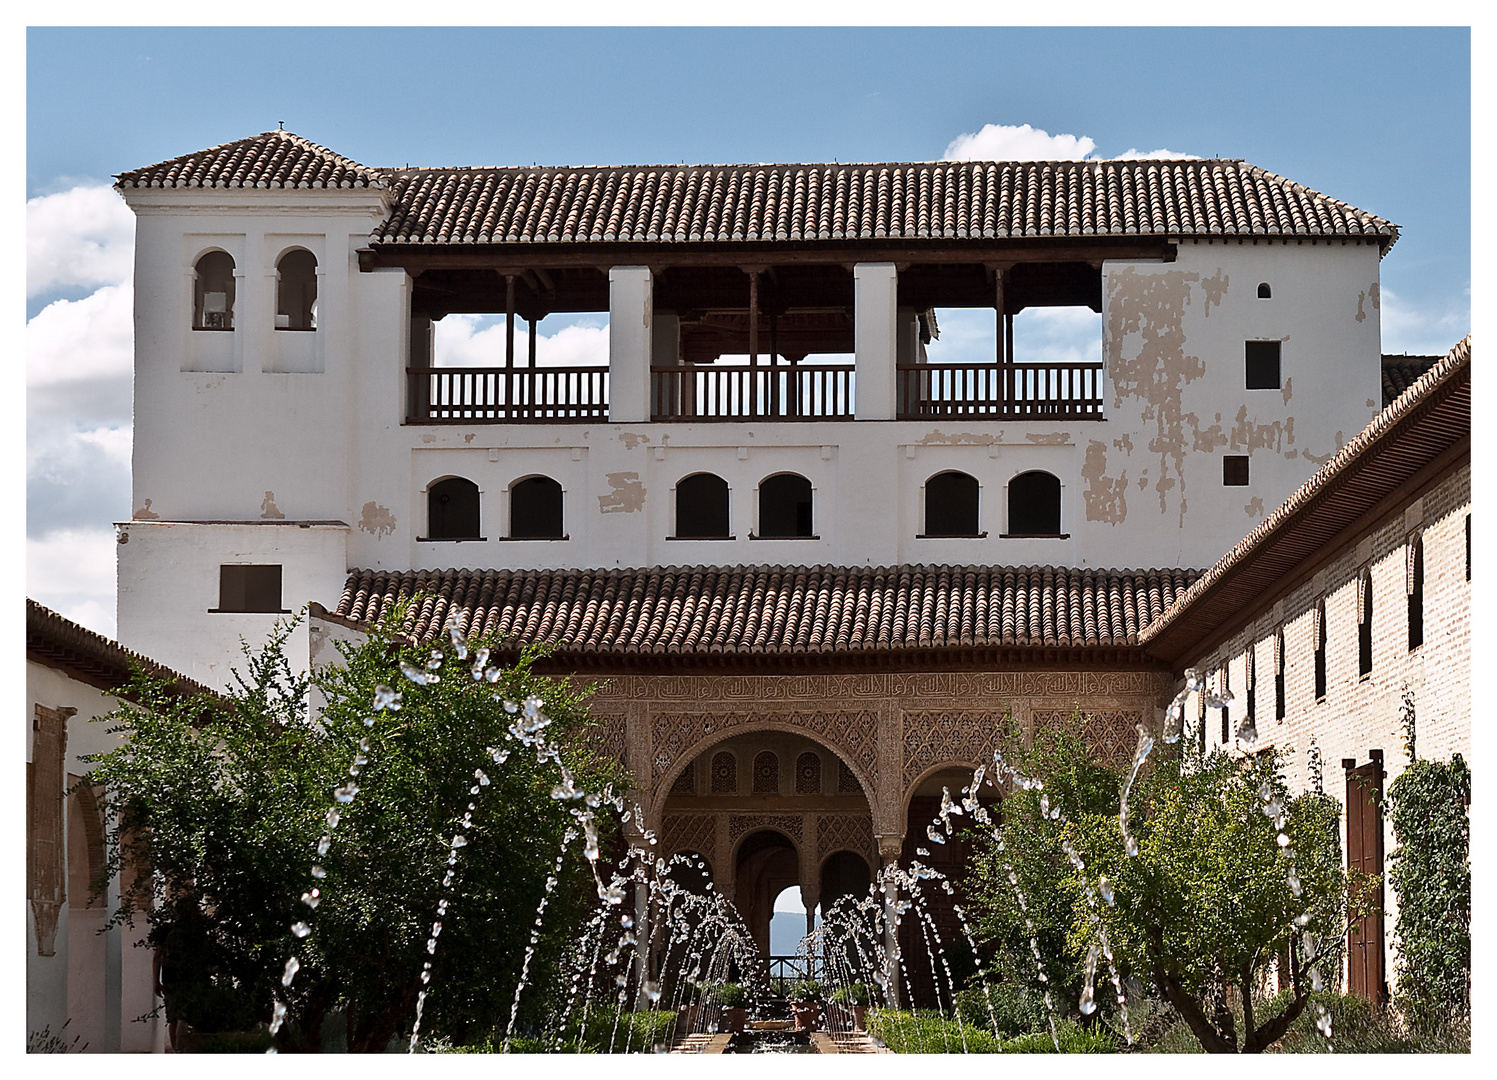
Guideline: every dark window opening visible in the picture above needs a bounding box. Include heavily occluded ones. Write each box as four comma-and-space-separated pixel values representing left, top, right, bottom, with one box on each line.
1257, 283, 1272, 299
1007, 470, 1062, 535
924, 471, 980, 537
1359, 570, 1374, 677
753, 751, 779, 793
194, 251, 236, 330
1246, 653, 1257, 726
1197, 688, 1207, 756
758, 473, 814, 538
510, 476, 564, 539
675, 473, 730, 539
216, 564, 283, 613
1246, 340, 1282, 390
1314, 601, 1328, 701
1219, 667, 1230, 744
1224, 455, 1250, 486
1275, 630, 1286, 721
1466, 515, 1471, 581
1408, 540, 1424, 651
276, 249, 318, 330
427, 477, 481, 540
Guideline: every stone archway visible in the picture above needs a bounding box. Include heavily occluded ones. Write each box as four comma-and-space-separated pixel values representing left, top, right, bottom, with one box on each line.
734, 829, 800, 957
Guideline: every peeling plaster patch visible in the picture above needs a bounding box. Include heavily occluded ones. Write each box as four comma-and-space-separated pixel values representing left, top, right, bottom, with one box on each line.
463, 433, 475, 444
359, 502, 396, 539
598, 472, 646, 513
1106, 266, 1208, 524
1245, 497, 1265, 517
1286, 449, 1298, 459
260, 491, 285, 520
1282, 377, 1293, 406
1369, 282, 1380, 310
1025, 432, 1070, 445
1137, 476, 1148, 490
1366, 399, 1376, 409
1355, 291, 1368, 323
133, 498, 159, 520
1229, 405, 1292, 454
1199, 269, 1228, 316
1189, 413, 1228, 453
1113, 433, 1134, 454
619, 432, 651, 450
917, 430, 995, 446
1300, 431, 1345, 468
420, 433, 436, 444
1080, 439, 1127, 524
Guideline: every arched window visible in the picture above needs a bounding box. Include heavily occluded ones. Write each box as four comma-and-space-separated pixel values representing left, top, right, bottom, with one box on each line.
675, 473, 730, 539
753, 751, 780, 793
510, 476, 563, 539
1257, 282, 1272, 299
710, 751, 738, 794
1408, 537, 1424, 651
427, 477, 481, 540
924, 471, 980, 537
1007, 471, 1062, 536
795, 752, 822, 795
1314, 600, 1328, 701
1358, 568, 1374, 677
758, 473, 813, 538
276, 249, 317, 330
193, 250, 236, 330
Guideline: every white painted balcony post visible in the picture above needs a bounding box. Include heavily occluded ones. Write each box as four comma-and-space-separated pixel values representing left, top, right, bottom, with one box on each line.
854, 263, 898, 420
608, 265, 653, 423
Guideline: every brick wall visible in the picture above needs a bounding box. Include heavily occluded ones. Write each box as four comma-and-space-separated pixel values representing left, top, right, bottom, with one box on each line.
1184, 461, 1470, 998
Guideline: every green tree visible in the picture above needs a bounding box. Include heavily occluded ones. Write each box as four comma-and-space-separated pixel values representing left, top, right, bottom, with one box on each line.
87, 611, 622, 1052
968, 728, 1357, 1053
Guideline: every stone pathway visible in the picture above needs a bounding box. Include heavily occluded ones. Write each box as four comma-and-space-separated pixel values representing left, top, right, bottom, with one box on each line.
671, 1030, 887, 1054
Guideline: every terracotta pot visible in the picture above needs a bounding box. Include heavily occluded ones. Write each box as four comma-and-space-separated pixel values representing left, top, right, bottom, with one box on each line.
791, 1002, 820, 1031
852, 1003, 868, 1031
722, 1006, 748, 1033
677, 1003, 700, 1036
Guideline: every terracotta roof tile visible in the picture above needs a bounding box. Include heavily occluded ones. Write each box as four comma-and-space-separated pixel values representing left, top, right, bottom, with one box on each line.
365, 158, 1396, 250
334, 564, 1200, 656
115, 130, 382, 191
1382, 353, 1444, 407
26, 599, 219, 700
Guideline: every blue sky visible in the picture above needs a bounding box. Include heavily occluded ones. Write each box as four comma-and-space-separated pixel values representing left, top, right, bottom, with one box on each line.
24, 25, 1473, 637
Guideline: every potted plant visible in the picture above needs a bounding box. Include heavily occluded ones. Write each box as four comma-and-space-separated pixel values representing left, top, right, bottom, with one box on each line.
829, 982, 871, 1031
789, 979, 822, 1031
704, 982, 749, 1033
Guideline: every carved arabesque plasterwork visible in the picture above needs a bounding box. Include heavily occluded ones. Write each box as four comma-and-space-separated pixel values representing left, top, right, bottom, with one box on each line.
902, 710, 1017, 785
1031, 707, 1146, 767
583, 712, 629, 770
587, 670, 1168, 705
649, 710, 879, 790
729, 813, 804, 846
815, 812, 876, 868
661, 813, 717, 874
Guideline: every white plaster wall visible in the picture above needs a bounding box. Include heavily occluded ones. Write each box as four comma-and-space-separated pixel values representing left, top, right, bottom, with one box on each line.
27, 662, 164, 1054
116, 521, 350, 688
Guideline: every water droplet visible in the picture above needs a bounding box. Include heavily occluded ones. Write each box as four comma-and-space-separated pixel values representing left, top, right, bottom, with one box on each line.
620, 913, 634, 929
317, 835, 331, 856
1126, 836, 1140, 857
916, 847, 929, 856
1277, 832, 1291, 848
451, 835, 468, 848
442, 871, 454, 887
1039, 794, 1051, 816
503, 699, 519, 713
1287, 869, 1303, 896
334, 782, 358, 803
291, 921, 310, 938
325, 808, 341, 829
399, 660, 429, 685
426, 939, 437, 954
372, 684, 402, 711
447, 623, 468, 660
270, 1000, 287, 1034
420, 969, 431, 984
926, 824, 946, 844
475, 768, 490, 786
485, 666, 501, 682
301, 889, 321, 908
431, 921, 443, 937
281, 956, 300, 986
643, 980, 662, 1003
621, 810, 631, 823
615, 974, 628, 987
1099, 877, 1115, 905
311, 864, 326, 879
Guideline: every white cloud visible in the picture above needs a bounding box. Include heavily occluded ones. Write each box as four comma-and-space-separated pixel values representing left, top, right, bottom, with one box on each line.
1379, 284, 1470, 357
433, 314, 609, 368
944, 123, 1096, 162
27, 284, 135, 418
27, 527, 120, 639
926, 306, 1102, 368
1112, 147, 1200, 161
942, 122, 1197, 163
27, 185, 135, 298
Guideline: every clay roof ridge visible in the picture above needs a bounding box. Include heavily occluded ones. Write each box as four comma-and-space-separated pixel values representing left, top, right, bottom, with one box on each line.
26, 598, 219, 700
1138, 333, 1470, 648
115, 129, 382, 189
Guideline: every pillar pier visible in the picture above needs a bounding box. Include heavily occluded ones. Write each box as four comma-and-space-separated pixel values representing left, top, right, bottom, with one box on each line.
608, 265, 653, 422
854, 263, 898, 420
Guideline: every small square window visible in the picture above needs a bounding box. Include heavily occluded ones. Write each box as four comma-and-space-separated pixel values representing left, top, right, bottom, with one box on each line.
1224, 456, 1250, 486
217, 564, 284, 612
1246, 341, 1281, 389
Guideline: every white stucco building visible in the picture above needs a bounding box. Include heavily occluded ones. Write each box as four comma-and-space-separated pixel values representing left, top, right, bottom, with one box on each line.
114, 131, 1392, 686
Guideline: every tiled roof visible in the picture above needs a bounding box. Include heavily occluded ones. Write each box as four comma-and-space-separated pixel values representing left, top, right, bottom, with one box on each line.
115, 130, 383, 190
333, 564, 1201, 658
1382, 353, 1444, 407
26, 599, 219, 700
370, 159, 1398, 248
1141, 335, 1471, 663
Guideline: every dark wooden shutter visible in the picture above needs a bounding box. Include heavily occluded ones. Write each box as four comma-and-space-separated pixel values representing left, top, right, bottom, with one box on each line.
1344, 758, 1386, 1003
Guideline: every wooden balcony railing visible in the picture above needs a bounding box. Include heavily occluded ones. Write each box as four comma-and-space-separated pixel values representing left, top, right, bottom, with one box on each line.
407, 366, 610, 423
897, 360, 1105, 420
651, 363, 855, 421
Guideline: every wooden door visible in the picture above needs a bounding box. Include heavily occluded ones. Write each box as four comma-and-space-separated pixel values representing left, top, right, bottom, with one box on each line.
1345, 760, 1386, 1003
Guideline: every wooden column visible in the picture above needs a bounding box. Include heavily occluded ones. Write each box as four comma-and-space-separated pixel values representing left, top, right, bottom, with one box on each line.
504, 273, 517, 419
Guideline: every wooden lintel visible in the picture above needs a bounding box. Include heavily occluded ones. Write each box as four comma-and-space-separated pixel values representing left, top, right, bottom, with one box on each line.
362, 239, 1178, 273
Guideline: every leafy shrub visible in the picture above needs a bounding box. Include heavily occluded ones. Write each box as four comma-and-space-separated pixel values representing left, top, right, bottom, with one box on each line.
1003, 1021, 1118, 1053
954, 980, 1048, 1036
789, 978, 822, 1002
867, 1009, 1003, 1053
830, 981, 870, 1005
702, 982, 747, 1008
